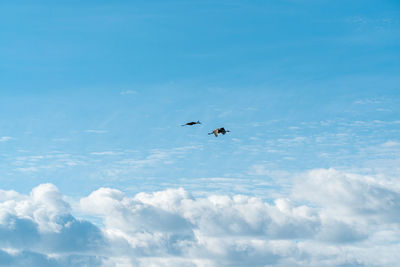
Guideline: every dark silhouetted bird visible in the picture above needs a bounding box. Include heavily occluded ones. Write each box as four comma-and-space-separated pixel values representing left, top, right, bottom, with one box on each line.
181, 121, 201, 126
208, 127, 230, 137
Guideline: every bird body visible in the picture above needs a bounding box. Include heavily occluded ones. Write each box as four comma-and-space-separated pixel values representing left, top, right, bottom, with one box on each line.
182, 121, 201, 126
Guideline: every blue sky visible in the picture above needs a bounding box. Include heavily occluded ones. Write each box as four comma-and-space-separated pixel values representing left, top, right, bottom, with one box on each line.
1, 1, 400, 266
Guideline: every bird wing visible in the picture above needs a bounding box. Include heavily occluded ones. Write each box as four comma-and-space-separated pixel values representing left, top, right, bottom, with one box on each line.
218, 128, 226, 134
213, 129, 218, 137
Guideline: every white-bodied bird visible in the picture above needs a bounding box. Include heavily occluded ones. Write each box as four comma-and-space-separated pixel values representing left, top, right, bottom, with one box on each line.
208, 127, 230, 137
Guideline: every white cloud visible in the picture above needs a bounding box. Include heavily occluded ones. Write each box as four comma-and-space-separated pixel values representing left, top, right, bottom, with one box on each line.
0, 184, 105, 266
248, 164, 291, 179
117, 146, 201, 170
382, 140, 400, 147
13, 154, 86, 173
120, 90, 137, 95
0, 136, 13, 142
90, 151, 123, 156
2, 169, 400, 266
353, 98, 381, 105
292, 168, 400, 222
84, 130, 108, 134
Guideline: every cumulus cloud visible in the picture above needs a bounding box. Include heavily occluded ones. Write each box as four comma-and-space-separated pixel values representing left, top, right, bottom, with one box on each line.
1, 169, 400, 266
293, 168, 400, 222
79, 169, 400, 266
0, 184, 105, 266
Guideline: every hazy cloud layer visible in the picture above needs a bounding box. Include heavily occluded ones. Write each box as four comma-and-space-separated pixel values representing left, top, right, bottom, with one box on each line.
1, 169, 400, 266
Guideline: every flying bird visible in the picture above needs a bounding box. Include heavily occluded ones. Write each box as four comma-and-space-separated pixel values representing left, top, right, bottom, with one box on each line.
208, 127, 230, 137
181, 121, 201, 126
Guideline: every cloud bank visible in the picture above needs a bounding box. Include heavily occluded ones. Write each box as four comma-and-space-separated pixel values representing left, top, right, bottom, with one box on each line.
1, 169, 400, 266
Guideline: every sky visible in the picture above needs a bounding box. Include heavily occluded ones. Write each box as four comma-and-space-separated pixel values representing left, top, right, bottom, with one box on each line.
0, 0, 400, 266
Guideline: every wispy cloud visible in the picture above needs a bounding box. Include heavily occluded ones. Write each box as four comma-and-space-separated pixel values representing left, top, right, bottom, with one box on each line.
84, 130, 108, 134
13, 153, 86, 173
120, 90, 137, 95
15, 166, 40, 172
118, 146, 202, 168
86, 145, 203, 181
382, 140, 400, 147
353, 98, 381, 105
90, 151, 123, 156
0, 136, 13, 142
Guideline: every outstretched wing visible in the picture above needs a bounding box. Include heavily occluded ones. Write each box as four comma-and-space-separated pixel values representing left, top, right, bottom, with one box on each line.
218, 128, 226, 134
213, 129, 218, 137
